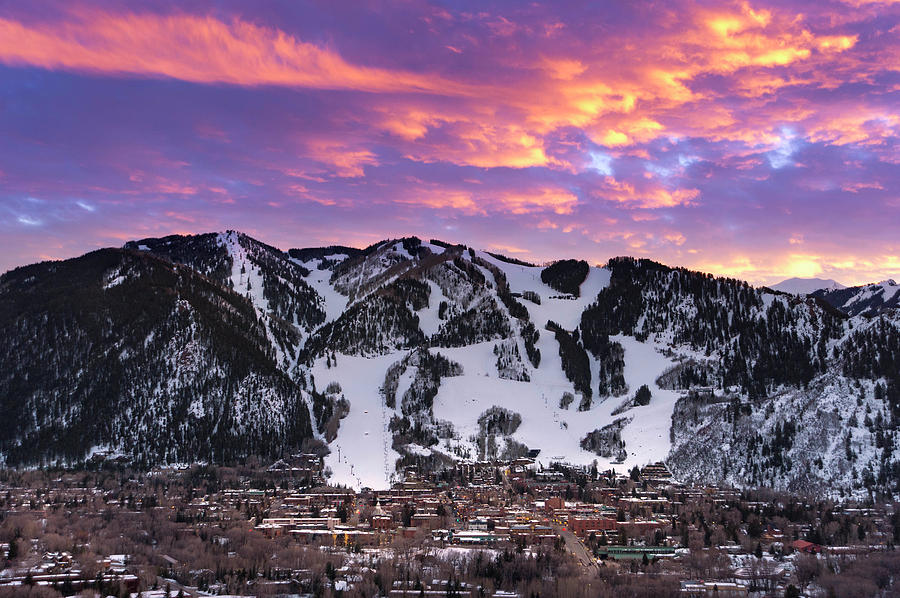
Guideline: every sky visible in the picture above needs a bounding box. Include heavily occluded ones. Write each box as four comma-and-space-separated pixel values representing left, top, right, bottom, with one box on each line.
0, 0, 898, 285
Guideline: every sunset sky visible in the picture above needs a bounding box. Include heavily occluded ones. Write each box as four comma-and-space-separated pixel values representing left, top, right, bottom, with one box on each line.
1, 0, 898, 285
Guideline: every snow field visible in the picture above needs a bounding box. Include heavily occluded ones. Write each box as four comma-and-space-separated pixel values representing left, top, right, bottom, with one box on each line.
311, 353, 405, 490
292, 257, 349, 323
313, 338, 682, 490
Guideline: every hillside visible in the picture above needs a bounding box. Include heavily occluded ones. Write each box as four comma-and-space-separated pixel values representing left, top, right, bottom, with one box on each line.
0, 247, 315, 467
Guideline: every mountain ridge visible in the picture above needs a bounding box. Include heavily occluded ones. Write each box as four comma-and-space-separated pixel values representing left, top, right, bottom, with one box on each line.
1, 230, 898, 499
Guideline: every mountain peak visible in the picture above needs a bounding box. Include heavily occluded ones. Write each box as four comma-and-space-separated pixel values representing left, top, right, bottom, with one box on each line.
769, 277, 846, 295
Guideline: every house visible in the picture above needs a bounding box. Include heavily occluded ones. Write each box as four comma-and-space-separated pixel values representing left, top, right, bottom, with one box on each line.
791, 539, 824, 554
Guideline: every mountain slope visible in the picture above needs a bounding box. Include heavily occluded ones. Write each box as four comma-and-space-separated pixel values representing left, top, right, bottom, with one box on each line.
813, 279, 900, 317
0, 248, 314, 467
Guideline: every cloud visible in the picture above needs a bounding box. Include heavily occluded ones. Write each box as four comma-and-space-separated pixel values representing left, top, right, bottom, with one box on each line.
494, 187, 579, 215
306, 142, 379, 178
0, 10, 467, 94
0, 0, 898, 284
17, 215, 43, 226
595, 177, 700, 208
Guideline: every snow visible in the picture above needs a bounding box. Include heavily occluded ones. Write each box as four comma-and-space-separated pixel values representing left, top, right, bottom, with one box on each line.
431, 342, 586, 464
394, 369, 417, 407
474, 250, 611, 330
391, 241, 414, 260
86, 445, 126, 460
103, 274, 125, 289
291, 257, 349, 323
187, 397, 205, 419
431, 547, 500, 561
311, 353, 405, 490
87, 231, 899, 498
218, 231, 298, 370
404, 443, 433, 456
843, 279, 900, 310
610, 335, 683, 464
760, 292, 777, 309
422, 241, 447, 255
308, 250, 682, 490
428, 337, 680, 474
220, 232, 270, 314
770, 277, 845, 295
417, 280, 450, 336
330, 241, 417, 303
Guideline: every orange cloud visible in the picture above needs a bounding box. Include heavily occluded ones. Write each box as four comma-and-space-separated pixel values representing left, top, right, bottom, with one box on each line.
303, 142, 379, 178
0, 2, 885, 186
598, 177, 700, 208
0, 11, 467, 94
396, 189, 481, 214
689, 251, 900, 287
664, 233, 687, 246
841, 181, 885, 193
487, 243, 531, 254
502, 2, 860, 149
541, 57, 587, 80
494, 188, 579, 215
395, 115, 565, 169
391, 185, 578, 216
285, 185, 340, 207
806, 112, 900, 146
536, 219, 559, 229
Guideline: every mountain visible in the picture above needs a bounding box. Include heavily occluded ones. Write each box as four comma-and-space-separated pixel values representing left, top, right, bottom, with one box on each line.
770, 277, 845, 295
0, 245, 316, 468
2, 231, 898, 499
813, 279, 900, 317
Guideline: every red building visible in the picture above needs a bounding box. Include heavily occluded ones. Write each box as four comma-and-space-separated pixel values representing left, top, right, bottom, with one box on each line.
791, 539, 824, 554
568, 516, 618, 537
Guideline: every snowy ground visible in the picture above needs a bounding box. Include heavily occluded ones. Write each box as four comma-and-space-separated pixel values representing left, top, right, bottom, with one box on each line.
311, 353, 404, 490
611, 335, 683, 464
219, 232, 295, 369
432, 337, 680, 474
476, 251, 611, 330
292, 257, 349, 323
316, 334, 681, 490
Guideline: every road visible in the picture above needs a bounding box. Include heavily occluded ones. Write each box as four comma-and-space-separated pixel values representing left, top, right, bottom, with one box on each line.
499, 468, 596, 572
554, 525, 598, 571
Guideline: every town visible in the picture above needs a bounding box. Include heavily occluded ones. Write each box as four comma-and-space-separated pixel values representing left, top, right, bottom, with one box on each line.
1, 456, 898, 598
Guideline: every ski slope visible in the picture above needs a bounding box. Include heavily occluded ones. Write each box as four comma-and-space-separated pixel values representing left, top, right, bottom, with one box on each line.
316, 333, 682, 489
301, 245, 683, 489
311, 353, 404, 490
476, 251, 611, 330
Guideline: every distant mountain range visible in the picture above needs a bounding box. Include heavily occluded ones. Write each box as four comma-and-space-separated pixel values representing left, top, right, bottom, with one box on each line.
1, 232, 898, 499
814, 280, 900, 317
770, 276, 900, 318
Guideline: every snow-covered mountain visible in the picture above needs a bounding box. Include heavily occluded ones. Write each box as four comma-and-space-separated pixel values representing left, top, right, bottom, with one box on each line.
1, 231, 898, 499
770, 277, 845, 295
813, 279, 900, 317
